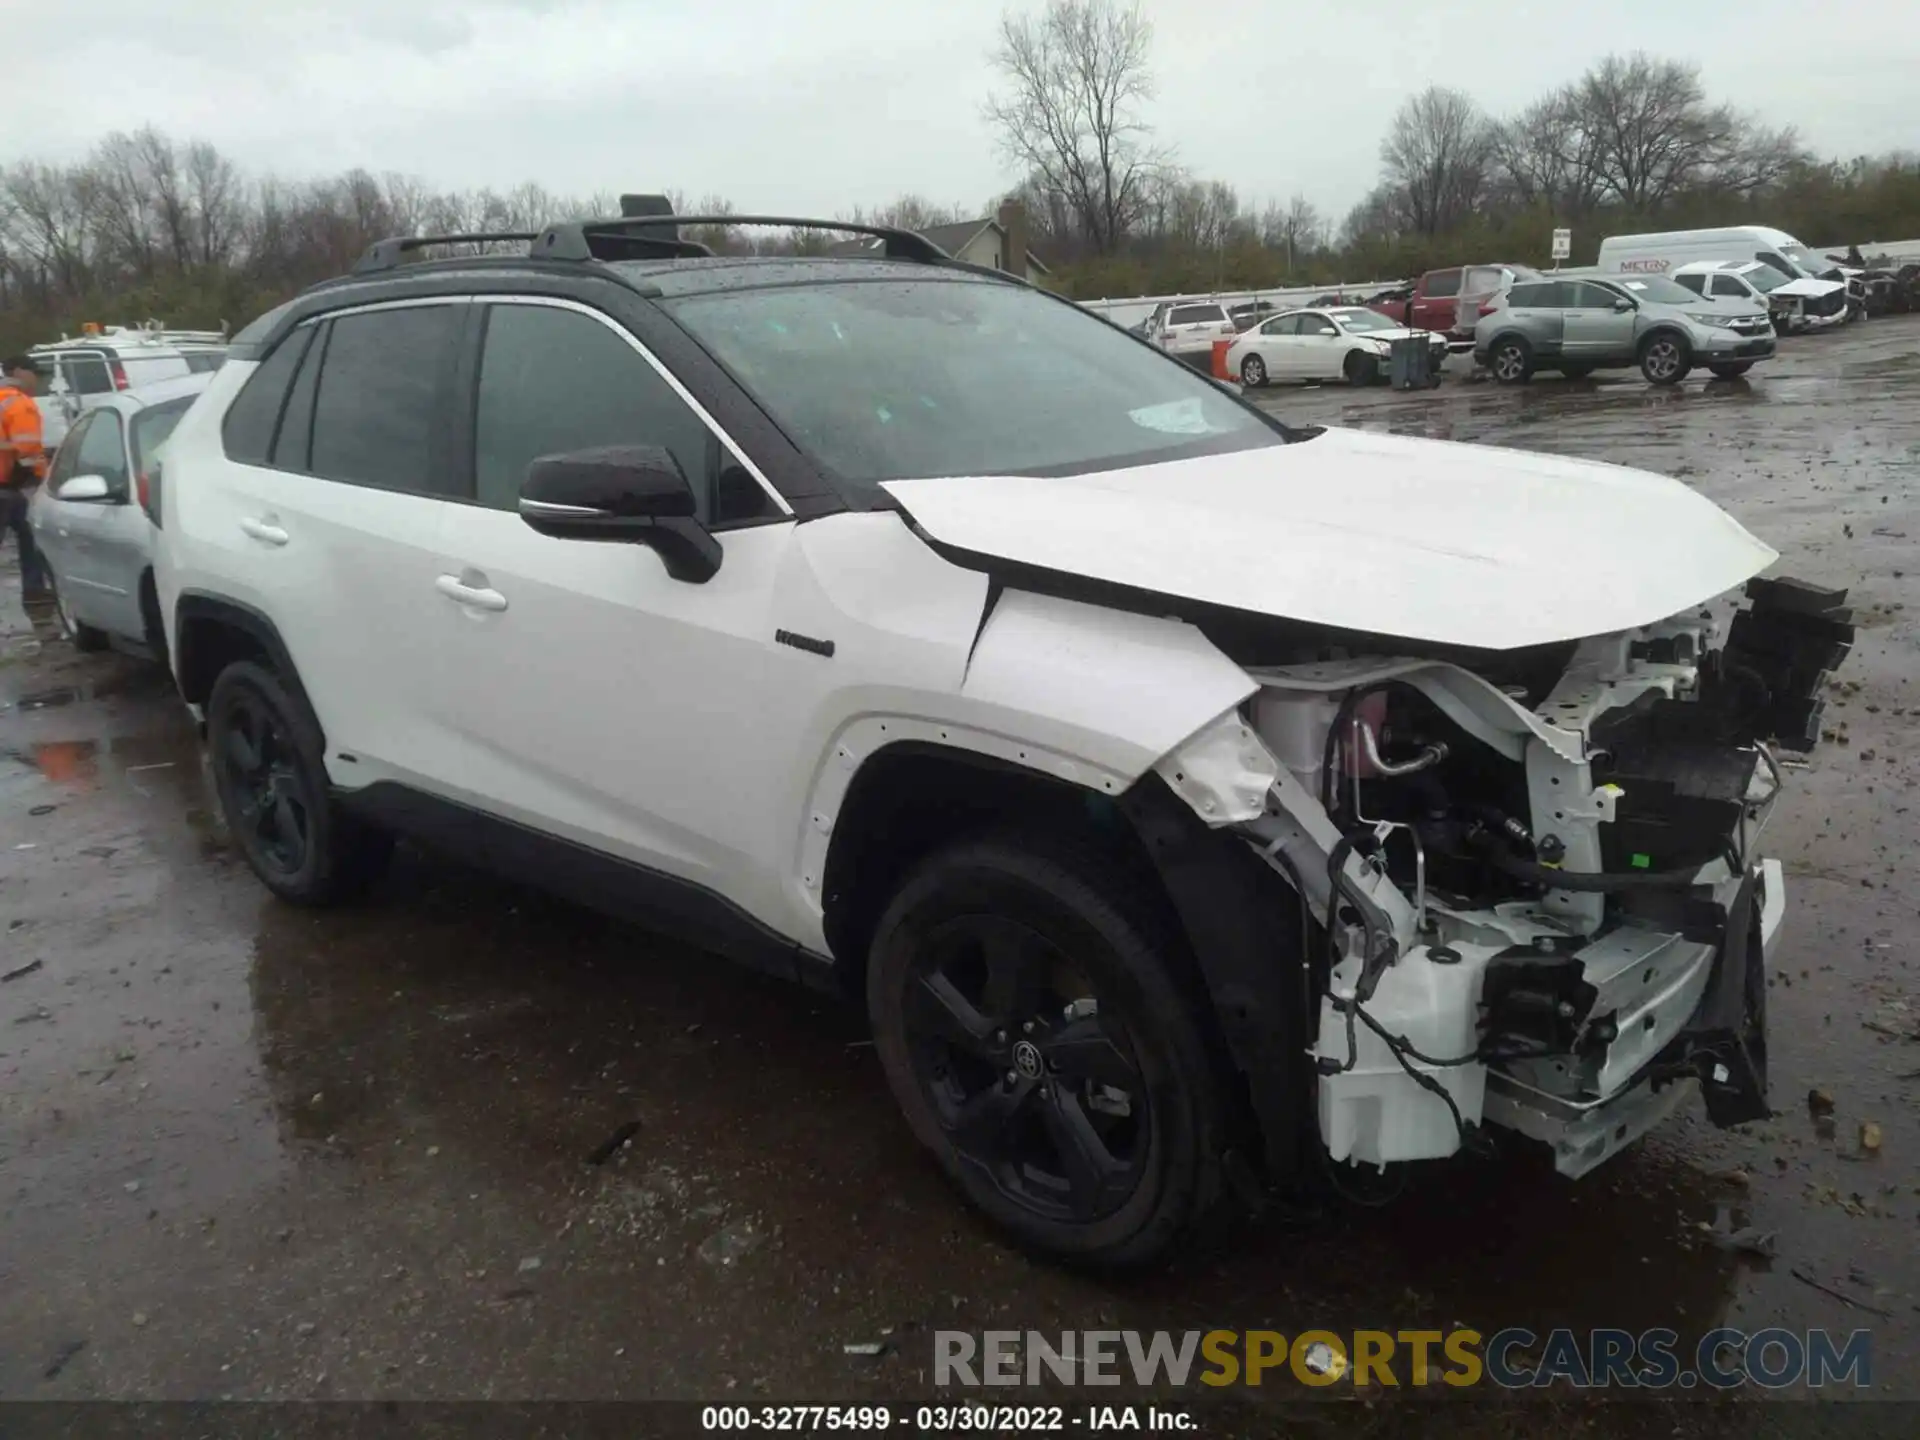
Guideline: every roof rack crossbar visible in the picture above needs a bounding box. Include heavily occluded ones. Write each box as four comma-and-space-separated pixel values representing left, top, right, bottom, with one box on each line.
352, 232, 543, 275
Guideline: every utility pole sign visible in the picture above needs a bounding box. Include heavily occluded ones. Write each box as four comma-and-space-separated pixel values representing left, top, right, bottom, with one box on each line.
1551, 228, 1572, 265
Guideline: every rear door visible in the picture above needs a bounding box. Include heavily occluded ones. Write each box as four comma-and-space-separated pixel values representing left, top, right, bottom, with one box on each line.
1252, 314, 1302, 375
1563, 281, 1636, 358
202, 301, 464, 790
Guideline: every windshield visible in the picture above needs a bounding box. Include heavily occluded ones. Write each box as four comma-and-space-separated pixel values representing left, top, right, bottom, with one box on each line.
668, 280, 1284, 489
1607, 276, 1698, 305
1331, 309, 1397, 333
1778, 244, 1826, 272
1736, 265, 1788, 294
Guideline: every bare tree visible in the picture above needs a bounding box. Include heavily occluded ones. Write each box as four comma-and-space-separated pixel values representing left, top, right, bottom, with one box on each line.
983, 0, 1164, 254
1488, 90, 1606, 216
1380, 87, 1493, 236
1572, 53, 1744, 210
1259, 193, 1324, 273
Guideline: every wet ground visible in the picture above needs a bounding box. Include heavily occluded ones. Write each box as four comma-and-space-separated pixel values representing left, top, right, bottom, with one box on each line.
2, 320, 1917, 1431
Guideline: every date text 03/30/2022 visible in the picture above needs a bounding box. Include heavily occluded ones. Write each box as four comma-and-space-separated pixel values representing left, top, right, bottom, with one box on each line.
701, 1405, 1194, 1432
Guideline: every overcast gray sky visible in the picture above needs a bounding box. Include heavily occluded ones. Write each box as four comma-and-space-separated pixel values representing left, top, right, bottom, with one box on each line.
13, 0, 1918, 222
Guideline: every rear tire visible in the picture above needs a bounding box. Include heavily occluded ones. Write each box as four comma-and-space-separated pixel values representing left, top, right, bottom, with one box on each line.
1239, 353, 1267, 388
1489, 336, 1533, 384
50, 577, 109, 652
866, 836, 1226, 1269
206, 660, 393, 906
1343, 350, 1379, 386
1707, 362, 1753, 380
1639, 333, 1693, 385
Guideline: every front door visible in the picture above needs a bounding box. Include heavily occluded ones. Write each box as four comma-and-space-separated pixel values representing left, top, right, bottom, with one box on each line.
425, 297, 797, 916
39, 409, 144, 637
1563, 281, 1637, 358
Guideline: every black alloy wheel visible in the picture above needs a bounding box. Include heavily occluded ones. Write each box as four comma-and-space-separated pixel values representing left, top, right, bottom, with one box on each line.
205, 660, 392, 905
217, 682, 311, 877
868, 837, 1227, 1268
901, 911, 1149, 1226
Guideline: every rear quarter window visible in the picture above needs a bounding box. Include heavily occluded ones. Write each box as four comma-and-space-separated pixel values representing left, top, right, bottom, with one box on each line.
221, 327, 315, 465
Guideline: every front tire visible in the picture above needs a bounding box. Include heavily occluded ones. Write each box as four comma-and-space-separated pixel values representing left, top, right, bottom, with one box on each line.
1639, 333, 1693, 385
1239, 353, 1267, 388
1343, 350, 1379, 386
1707, 362, 1753, 380
1489, 336, 1533, 384
867, 836, 1225, 1269
206, 660, 392, 905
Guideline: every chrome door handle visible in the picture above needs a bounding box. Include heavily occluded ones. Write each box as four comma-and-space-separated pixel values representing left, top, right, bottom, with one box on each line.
435, 574, 508, 612
240, 518, 289, 546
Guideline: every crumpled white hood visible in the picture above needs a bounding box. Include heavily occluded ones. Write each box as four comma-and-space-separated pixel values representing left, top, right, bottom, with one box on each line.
883, 427, 1779, 651
1772, 275, 1845, 299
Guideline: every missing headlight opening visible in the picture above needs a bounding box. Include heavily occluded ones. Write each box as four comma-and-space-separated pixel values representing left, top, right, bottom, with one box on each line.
1215, 575, 1853, 1181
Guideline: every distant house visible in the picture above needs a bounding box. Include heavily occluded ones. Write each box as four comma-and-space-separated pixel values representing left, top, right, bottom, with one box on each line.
828, 199, 1049, 286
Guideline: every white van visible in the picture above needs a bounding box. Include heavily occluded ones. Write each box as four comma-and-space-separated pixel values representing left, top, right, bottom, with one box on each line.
1669, 260, 1849, 334
30, 322, 227, 450
1596, 227, 1862, 314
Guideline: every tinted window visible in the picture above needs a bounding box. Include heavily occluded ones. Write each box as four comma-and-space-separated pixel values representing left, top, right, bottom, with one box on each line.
68, 356, 113, 394
1424, 270, 1461, 299
130, 396, 196, 473
1512, 282, 1569, 307
1710, 274, 1748, 298
310, 305, 456, 493
474, 303, 770, 525
72, 411, 129, 496
182, 352, 226, 374
273, 323, 327, 471
1259, 315, 1298, 336
1568, 282, 1621, 308
1299, 314, 1339, 336
46, 413, 91, 490
1673, 273, 1707, 295
668, 278, 1281, 490
222, 326, 314, 464
1168, 305, 1226, 326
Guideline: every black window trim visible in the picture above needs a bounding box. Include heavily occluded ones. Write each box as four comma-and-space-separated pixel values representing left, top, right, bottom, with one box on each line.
460, 293, 792, 525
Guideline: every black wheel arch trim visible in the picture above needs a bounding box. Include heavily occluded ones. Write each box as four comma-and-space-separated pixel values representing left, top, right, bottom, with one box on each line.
173, 591, 312, 717
1115, 772, 1312, 1184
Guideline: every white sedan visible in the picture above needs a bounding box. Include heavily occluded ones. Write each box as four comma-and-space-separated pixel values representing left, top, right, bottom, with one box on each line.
28, 373, 209, 656
1226, 307, 1447, 387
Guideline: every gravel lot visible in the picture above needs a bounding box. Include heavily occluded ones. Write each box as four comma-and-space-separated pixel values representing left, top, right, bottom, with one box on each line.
3, 318, 1917, 1433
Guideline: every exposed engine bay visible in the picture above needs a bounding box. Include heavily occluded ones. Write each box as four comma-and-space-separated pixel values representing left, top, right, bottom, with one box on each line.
1157, 576, 1854, 1179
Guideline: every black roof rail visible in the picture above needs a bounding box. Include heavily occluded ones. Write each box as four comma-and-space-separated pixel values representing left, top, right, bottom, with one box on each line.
352, 232, 542, 275
534, 214, 952, 265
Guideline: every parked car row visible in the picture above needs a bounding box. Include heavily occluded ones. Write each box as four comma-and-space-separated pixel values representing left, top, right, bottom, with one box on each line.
1226, 306, 1448, 388
29, 322, 227, 450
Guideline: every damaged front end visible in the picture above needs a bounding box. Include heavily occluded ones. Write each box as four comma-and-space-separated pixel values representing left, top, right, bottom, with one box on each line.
1158, 576, 1853, 1181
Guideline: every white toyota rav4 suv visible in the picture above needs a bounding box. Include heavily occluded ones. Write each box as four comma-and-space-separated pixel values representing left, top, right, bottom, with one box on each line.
150, 204, 1851, 1267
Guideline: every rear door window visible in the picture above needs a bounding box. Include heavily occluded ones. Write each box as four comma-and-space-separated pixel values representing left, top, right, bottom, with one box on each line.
66, 355, 114, 394
308, 305, 459, 495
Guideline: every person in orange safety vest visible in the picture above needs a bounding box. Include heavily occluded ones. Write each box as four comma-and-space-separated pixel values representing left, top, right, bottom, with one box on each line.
0, 354, 52, 600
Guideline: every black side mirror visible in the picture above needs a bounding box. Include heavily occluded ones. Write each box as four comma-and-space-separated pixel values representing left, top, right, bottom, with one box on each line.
519, 444, 721, 583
